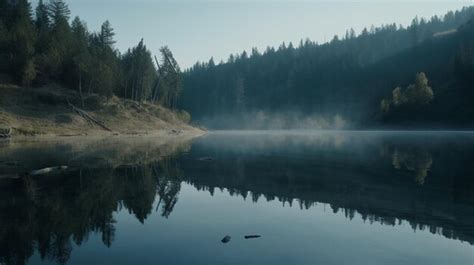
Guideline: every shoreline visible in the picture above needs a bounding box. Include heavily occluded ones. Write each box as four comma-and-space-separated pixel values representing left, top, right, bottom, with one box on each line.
0, 85, 206, 141
1, 127, 207, 143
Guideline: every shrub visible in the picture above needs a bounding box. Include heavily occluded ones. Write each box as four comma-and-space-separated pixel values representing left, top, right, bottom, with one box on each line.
176, 110, 191, 123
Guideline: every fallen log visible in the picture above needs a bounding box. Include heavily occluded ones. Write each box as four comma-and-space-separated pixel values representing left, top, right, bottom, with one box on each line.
131, 102, 148, 113
29, 166, 68, 176
198, 157, 215, 162
68, 102, 112, 132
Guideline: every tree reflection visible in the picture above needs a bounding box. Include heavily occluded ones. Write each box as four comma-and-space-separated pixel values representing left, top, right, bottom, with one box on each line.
391, 149, 433, 185
1, 133, 473, 265
177, 133, 474, 246
0, 157, 183, 265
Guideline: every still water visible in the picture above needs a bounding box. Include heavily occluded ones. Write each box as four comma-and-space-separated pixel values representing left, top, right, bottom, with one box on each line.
0, 131, 473, 265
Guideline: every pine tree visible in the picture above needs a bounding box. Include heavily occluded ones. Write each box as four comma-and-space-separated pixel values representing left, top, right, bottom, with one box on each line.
70, 16, 90, 105
121, 39, 156, 101
100, 20, 116, 48
48, 0, 71, 26
0, 18, 8, 72
43, 0, 72, 80
157, 46, 181, 108
7, 0, 36, 84
34, 0, 51, 57
35, 0, 50, 31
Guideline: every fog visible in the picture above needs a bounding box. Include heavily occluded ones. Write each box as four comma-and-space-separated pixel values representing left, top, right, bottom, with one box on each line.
198, 111, 349, 130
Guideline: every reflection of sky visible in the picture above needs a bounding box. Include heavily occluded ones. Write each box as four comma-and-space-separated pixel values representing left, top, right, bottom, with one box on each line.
29, 183, 473, 265
29, 1, 473, 68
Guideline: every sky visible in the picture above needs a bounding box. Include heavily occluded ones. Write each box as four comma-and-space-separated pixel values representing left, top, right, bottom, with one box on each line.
30, 0, 473, 69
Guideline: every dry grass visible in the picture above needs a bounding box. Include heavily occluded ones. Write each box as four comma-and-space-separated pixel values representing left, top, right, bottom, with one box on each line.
0, 84, 203, 137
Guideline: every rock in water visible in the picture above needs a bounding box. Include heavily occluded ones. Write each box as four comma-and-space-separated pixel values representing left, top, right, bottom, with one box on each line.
221, 235, 231, 243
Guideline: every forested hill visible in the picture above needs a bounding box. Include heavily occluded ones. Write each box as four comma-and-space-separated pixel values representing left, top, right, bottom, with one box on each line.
180, 7, 474, 129
0, 0, 182, 109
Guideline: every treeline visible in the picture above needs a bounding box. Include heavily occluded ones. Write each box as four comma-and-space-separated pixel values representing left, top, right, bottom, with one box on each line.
180, 7, 474, 127
0, 0, 181, 108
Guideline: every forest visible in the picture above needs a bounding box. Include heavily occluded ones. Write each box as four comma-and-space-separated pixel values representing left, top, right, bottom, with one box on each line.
1, 1, 473, 129
0, 0, 182, 109
180, 7, 474, 129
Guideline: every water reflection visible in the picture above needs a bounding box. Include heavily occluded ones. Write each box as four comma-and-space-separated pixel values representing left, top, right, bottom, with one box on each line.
0, 132, 473, 265
0, 137, 189, 265
391, 149, 433, 184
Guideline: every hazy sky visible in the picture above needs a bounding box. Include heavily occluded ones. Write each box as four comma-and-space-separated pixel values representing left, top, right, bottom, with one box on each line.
30, 0, 473, 68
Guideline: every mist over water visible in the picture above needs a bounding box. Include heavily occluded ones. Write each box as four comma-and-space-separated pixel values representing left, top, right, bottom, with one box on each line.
199, 111, 349, 130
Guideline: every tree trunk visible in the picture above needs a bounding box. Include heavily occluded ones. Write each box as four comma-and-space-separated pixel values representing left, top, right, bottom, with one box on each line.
78, 71, 84, 107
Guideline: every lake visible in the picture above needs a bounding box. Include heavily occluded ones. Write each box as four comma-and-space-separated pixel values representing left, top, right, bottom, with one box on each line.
0, 131, 473, 265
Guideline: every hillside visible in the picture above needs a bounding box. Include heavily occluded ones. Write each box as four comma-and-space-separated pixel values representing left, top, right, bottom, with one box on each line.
0, 84, 204, 138
180, 7, 474, 129
0, 0, 200, 139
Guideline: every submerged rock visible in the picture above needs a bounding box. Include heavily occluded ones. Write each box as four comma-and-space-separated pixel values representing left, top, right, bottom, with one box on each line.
221, 235, 231, 243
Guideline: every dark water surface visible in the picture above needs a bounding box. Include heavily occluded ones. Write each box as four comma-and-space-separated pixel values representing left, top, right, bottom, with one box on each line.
0, 131, 473, 265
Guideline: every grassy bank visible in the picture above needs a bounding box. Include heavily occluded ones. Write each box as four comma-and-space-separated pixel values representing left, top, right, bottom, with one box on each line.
0, 83, 204, 138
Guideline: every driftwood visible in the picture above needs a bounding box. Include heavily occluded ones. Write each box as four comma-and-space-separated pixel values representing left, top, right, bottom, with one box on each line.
0, 128, 11, 138
29, 166, 68, 176
198, 157, 215, 162
244, 235, 261, 239
68, 103, 112, 132
131, 102, 148, 113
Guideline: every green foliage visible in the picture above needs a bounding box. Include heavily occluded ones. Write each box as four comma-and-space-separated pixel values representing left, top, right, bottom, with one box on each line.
404, 73, 434, 105
0, 0, 183, 108
392, 87, 404, 106
0, 19, 9, 72
380, 98, 391, 113
35, 0, 49, 31
381, 72, 434, 114
155, 46, 182, 108
176, 110, 191, 123
100, 20, 116, 47
3, 0, 36, 83
47, 0, 70, 25
120, 39, 156, 101
22, 59, 36, 87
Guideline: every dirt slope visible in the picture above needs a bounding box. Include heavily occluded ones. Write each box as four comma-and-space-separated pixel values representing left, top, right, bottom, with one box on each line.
0, 84, 205, 138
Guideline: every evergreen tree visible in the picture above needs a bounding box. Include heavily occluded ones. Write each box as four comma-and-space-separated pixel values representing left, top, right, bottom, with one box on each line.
47, 0, 71, 26
41, 0, 72, 80
34, 0, 50, 56
70, 16, 90, 104
100, 20, 116, 48
7, 0, 36, 84
121, 39, 156, 101
35, 0, 50, 31
157, 46, 181, 108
